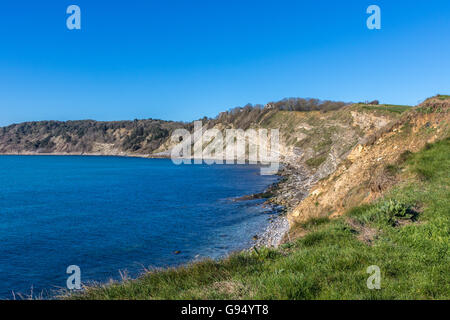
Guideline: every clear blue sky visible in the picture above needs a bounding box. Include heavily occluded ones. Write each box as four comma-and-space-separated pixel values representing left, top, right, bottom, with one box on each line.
0, 0, 449, 126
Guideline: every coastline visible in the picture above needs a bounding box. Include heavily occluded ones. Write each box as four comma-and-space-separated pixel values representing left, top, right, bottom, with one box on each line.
0, 152, 159, 158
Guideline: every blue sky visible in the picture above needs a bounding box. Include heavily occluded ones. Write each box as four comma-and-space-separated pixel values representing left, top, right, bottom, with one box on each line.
0, 0, 449, 126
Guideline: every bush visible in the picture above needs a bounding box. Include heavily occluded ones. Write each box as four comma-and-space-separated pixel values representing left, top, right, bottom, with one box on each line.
353, 199, 414, 227
305, 155, 327, 168
398, 150, 412, 163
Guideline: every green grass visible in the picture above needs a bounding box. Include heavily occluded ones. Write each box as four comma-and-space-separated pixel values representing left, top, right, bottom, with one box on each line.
360, 104, 412, 114
69, 137, 449, 300
305, 155, 327, 168
436, 94, 450, 100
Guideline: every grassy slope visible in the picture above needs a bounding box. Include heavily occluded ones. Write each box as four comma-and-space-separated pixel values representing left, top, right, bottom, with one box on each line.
71, 137, 449, 300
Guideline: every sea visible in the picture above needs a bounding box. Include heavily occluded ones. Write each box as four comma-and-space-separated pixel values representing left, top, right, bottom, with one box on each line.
0, 156, 279, 298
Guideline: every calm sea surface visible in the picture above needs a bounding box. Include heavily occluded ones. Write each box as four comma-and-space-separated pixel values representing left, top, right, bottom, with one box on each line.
0, 156, 278, 298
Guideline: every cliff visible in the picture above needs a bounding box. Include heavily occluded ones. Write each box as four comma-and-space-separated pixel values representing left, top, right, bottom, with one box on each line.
288, 95, 450, 235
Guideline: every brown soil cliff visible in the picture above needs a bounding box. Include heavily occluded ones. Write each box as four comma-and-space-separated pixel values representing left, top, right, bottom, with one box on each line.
288, 96, 450, 231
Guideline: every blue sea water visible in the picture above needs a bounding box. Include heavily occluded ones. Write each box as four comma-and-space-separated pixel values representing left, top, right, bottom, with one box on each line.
0, 156, 278, 298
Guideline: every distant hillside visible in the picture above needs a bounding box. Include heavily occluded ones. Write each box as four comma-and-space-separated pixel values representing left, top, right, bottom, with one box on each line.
0, 98, 348, 156
0, 119, 189, 155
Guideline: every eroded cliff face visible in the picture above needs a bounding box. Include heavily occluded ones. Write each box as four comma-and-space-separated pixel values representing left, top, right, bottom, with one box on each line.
0, 103, 397, 161
0, 101, 403, 212
252, 104, 400, 210
288, 97, 450, 229
145, 104, 399, 210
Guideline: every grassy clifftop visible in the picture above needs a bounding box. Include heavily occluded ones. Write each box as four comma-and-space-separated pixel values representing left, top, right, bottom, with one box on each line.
67, 95, 449, 299
70, 137, 449, 299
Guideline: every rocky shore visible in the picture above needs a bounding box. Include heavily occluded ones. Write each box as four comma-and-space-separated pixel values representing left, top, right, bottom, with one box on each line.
253, 214, 290, 248
247, 160, 318, 248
